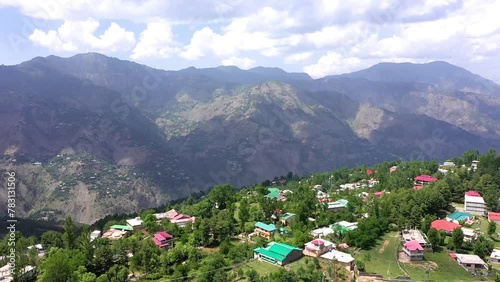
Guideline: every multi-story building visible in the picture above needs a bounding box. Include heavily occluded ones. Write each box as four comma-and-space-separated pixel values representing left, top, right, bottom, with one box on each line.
464, 191, 486, 216
403, 240, 424, 261
254, 222, 276, 240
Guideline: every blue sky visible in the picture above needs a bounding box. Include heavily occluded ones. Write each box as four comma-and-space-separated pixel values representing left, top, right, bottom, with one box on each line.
0, 0, 499, 82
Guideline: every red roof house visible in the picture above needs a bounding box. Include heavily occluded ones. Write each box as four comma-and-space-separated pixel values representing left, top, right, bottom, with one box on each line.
152, 231, 173, 249
366, 169, 373, 176
404, 240, 424, 251
413, 185, 424, 190
414, 175, 438, 183
431, 220, 461, 233
374, 191, 384, 197
488, 212, 500, 223
465, 191, 482, 197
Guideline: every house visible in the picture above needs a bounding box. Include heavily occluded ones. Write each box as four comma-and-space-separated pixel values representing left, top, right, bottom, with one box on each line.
374, 191, 384, 197
443, 161, 455, 167
110, 225, 133, 232
403, 240, 424, 261
400, 229, 432, 249
464, 191, 486, 216
313, 185, 323, 190
102, 229, 128, 240
390, 166, 398, 173
490, 249, 500, 263
126, 217, 144, 230
327, 199, 348, 212
280, 213, 296, 226
310, 227, 335, 238
331, 221, 358, 235
488, 212, 500, 224
265, 187, 281, 199
90, 230, 101, 242
471, 160, 479, 171
414, 175, 438, 185
254, 222, 277, 239
253, 242, 303, 266
430, 220, 461, 233
303, 239, 335, 257
446, 211, 473, 224
453, 253, 487, 271
151, 231, 174, 249
462, 228, 477, 242
366, 169, 373, 176
320, 249, 355, 269
156, 209, 196, 227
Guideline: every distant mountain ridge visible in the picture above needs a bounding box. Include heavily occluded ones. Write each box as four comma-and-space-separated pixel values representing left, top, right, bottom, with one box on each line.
1, 53, 499, 223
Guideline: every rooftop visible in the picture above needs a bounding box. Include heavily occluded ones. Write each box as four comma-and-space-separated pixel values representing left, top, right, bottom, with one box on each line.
401, 229, 428, 245
265, 187, 281, 199
465, 190, 482, 197
446, 211, 473, 221
255, 222, 277, 232
404, 240, 424, 251
280, 212, 296, 220
489, 212, 500, 221
414, 175, 438, 182
490, 249, 500, 259
320, 250, 354, 263
254, 242, 301, 261
455, 253, 487, 265
431, 220, 461, 233
327, 199, 349, 209
126, 217, 143, 227
110, 225, 133, 231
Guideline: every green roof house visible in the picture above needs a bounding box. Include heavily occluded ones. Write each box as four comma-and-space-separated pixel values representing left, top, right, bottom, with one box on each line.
327, 199, 349, 212
110, 225, 133, 232
254, 242, 303, 265
255, 222, 277, 239
265, 187, 281, 199
446, 211, 473, 224
331, 221, 358, 234
280, 213, 296, 226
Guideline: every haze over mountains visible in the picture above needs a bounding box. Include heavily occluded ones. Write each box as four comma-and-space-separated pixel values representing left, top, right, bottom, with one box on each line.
1, 53, 499, 223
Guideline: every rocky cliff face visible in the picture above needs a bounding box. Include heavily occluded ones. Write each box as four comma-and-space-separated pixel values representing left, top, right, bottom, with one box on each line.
1, 53, 499, 223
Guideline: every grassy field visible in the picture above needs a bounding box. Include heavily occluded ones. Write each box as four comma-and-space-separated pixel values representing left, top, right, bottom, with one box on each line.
357, 232, 406, 278
356, 231, 488, 281
241, 260, 283, 276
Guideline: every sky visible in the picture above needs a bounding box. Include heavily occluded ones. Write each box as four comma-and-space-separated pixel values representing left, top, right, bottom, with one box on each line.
0, 0, 499, 82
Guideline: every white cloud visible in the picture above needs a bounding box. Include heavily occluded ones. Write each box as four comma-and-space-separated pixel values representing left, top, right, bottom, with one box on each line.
29, 18, 135, 52
131, 20, 179, 59
284, 52, 313, 64
303, 52, 366, 78
221, 56, 255, 69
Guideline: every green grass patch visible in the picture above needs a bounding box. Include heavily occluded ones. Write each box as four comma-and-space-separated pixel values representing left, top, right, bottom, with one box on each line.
356, 231, 487, 281
241, 260, 283, 276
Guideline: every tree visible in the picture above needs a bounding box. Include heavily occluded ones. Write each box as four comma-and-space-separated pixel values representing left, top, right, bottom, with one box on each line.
38, 248, 85, 282
488, 221, 497, 237
451, 228, 464, 251
78, 227, 94, 266
209, 184, 234, 209
427, 228, 440, 249
63, 216, 77, 249
41, 231, 64, 250
238, 198, 250, 230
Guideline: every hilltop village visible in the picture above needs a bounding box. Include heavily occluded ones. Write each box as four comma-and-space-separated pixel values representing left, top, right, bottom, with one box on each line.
1, 149, 500, 282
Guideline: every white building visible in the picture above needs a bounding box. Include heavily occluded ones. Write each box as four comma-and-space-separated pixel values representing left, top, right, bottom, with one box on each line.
90, 230, 101, 241
490, 249, 500, 263
126, 217, 144, 230
464, 191, 486, 216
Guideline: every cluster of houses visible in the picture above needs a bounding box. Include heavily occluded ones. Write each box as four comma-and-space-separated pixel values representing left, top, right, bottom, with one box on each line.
253, 239, 355, 270
398, 189, 500, 273
93, 209, 195, 249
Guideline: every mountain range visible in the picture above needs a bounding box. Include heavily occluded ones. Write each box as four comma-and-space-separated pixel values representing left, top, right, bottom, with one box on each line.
1, 53, 499, 223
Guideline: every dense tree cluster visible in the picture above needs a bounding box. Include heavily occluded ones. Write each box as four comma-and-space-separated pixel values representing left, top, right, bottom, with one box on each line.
1, 150, 499, 281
